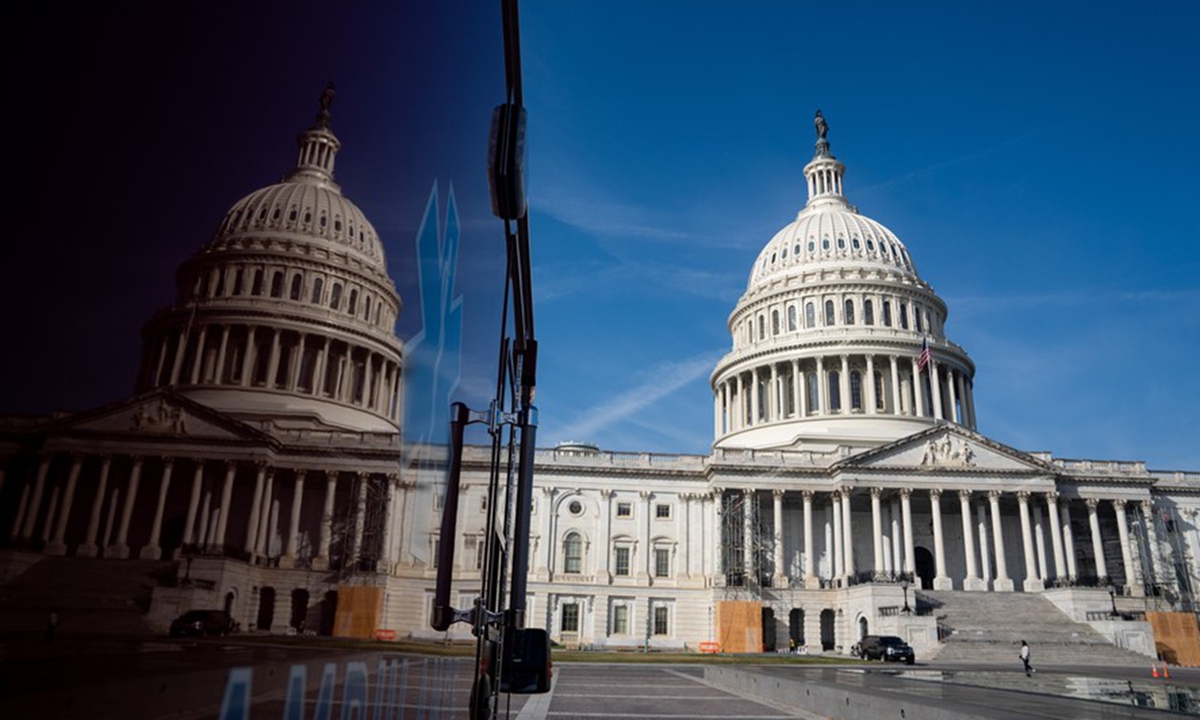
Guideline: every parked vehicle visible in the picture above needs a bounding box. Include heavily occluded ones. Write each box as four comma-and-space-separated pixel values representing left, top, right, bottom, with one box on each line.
858, 635, 915, 664
169, 609, 236, 638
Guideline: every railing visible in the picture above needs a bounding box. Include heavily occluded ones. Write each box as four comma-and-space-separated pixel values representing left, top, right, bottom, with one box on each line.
847, 570, 914, 587
1044, 575, 1112, 589
1085, 610, 1147, 622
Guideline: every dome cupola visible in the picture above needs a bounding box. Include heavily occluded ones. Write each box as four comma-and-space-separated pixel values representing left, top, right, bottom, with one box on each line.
710, 112, 976, 452
135, 86, 404, 433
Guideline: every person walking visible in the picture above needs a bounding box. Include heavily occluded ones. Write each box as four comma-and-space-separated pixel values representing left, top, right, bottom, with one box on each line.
1020, 640, 1034, 676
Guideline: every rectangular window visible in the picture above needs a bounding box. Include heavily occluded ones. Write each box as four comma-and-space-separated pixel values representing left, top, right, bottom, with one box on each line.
653, 606, 669, 636
615, 546, 631, 576
434, 492, 444, 511
431, 537, 440, 569
655, 504, 671, 519
616, 502, 632, 518
654, 548, 670, 578
480, 495, 488, 512
561, 603, 579, 633
612, 605, 629, 635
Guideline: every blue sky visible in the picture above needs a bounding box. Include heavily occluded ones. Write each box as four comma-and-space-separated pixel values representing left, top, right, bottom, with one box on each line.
519, 1, 1200, 469
4, 2, 1197, 472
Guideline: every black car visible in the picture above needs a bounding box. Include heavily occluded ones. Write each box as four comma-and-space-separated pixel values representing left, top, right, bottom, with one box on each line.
169, 609, 236, 638
858, 635, 915, 664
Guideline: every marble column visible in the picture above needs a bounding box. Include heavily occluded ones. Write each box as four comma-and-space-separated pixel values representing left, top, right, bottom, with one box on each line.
931, 489, 952, 589
890, 497, 903, 578
182, 461, 205, 551
839, 356, 850, 414
871, 488, 884, 578
353, 473, 368, 563
816, 357, 827, 415
313, 471, 336, 571
802, 490, 818, 588
47, 455, 84, 556
910, 357, 925, 417
791, 360, 802, 418
140, 458, 175, 559
1087, 499, 1108, 580
929, 359, 944, 420
214, 460, 237, 551
900, 489, 916, 580
889, 355, 902, 415
78, 456, 113, 557
1113, 499, 1141, 596
989, 491, 1013, 591
110, 457, 144, 558
840, 488, 855, 579
20, 454, 52, 539
832, 492, 844, 583
865, 355, 877, 414
977, 503, 992, 588
255, 469, 276, 559
1045, 491, 1066, 581
245, 463, 268, 555
959, 490, 984, 591
742, 489, 754, 583
948, 369, 960, 423
750, 369, 760, 425
1018, 491, 1043, 591
280, 469, 307, 569
772, 489, 786, 587
1060, 502, 1078, 579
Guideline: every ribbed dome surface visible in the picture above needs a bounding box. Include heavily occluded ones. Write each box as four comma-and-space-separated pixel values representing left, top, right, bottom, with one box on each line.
748, 206, 920, 289
215, 181, 385, 272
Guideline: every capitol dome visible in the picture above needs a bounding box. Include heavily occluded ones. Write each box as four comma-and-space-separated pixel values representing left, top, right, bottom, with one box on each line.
711, 112, 975, 452
135, 87, 404, 433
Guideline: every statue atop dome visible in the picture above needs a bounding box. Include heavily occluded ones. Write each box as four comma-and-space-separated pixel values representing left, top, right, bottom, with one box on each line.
814, 109, 833, 158
315, 82, 336, 129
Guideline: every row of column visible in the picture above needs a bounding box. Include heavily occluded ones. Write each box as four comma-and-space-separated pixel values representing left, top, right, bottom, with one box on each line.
723, 487, 1144, 594
150, 324, 401, 420
714, 353, 976, 436
6, 453, 402, 572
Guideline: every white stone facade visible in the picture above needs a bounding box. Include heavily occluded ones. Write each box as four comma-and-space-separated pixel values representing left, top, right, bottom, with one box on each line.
1, 108, 1196, 654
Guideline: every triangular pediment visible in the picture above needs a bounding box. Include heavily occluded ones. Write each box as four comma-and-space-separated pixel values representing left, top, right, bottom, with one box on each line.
51, 389, 271, 443
835, 424, 1055, 474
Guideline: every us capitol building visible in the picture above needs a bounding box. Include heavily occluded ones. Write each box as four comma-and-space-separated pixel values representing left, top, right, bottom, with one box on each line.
1, 102, 1196, 658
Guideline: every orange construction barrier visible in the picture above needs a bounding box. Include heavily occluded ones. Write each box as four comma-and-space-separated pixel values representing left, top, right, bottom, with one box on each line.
699, 641, 721, 654
1152, 665, 1159, 678
1162, 664, 1171, 679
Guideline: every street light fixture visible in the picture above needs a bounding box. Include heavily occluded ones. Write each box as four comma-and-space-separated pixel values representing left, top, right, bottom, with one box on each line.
901, 578, 912, 614
1108, 584, 1119, 618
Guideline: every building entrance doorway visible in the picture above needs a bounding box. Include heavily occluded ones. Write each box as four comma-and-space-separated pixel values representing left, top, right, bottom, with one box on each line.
915, 546, 935, 589
256, 586, 276, 630
819, 609, 835, 650
761, 607, 776, 652
789, 608, 805, 647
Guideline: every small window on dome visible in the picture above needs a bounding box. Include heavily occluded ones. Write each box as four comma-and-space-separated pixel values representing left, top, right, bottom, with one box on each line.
824, 299, 835, 326
290, 274, 302, 301
288, 209, 297, 222
771, 252, 777, 263
883, 300, 893, 327
864, 299, 874, 326
805, 302, 815, 328
772, 309, 780, 335
364, 296, 371, 320
258, 207, 266, 220
867, 238, 875, 251
335, 219, 342, 232
758, 315, 765, 340
273, 208, 281, 221
899, 301, 910, 330
844, 299, 855, 325
837, 237, 846, 250
822, 238, 830, 251
233, 268, 245, 295
915, 307, 923, 332
359, 231, 365, 242
852, 237, 861, 250
787, 305, 797, 332
270, 271, 284, 298
320, 215, 327, 227
330, 283, 342, 310
348, 289, 358, 315
311, 277, 324, 304
793, 243, 800, 255
808, 240, 815, 253
781, 247, 787, 259
251, 269, 264, 295
303, 211, 312, 224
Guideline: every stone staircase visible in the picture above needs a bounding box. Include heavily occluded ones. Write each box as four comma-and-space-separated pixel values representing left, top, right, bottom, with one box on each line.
919, 589, 1152, 666
0, 552, 176, 635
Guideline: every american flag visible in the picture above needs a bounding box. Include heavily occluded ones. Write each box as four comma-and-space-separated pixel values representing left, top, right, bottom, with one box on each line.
918, 337, 931, 372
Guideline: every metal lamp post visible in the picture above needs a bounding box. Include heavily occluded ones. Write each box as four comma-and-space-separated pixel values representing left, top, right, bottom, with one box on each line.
1108, 584, 1119, 618
901, 578, 912, 613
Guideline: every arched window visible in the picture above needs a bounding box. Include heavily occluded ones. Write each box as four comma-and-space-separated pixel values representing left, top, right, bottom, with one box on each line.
899, 301, 910, 330
883, 301, 893, 327
270, 271, 284, 298
311, 277, 324, 304
233, 268, 245, 295
758, 316, 765, 340
850, 371, 863, 410
771, 309, 780, 335
348, 289, 358, 315
215, 269, 226, 296
807, 372, 820, 412
289, 274, 302, 301
330, 283, 342, 310
251, 269, 263, 295
822, 238, 830, 251
828, 371, 841, 411
563, 532, 582, 574
805, 302, 815, 328
364, 296, 371, 321
787, 305, 797, 332
844, 299, 855, 325
915, 306, 924, 332
824, 300, 835, 326
864, 299, 874, 326
875, 371, 886, 410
